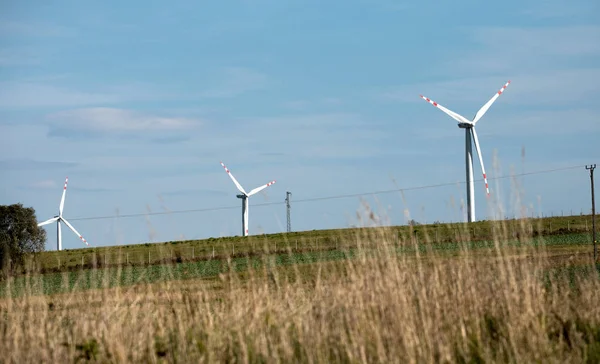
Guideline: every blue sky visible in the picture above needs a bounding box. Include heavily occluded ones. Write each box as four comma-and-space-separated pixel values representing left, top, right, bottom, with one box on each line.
1, 0, 599, 250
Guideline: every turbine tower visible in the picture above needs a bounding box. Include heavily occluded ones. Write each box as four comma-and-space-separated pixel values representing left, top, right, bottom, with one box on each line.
220, 162, 276, 236
37, 177, 89, 250
419, 80, 511, 222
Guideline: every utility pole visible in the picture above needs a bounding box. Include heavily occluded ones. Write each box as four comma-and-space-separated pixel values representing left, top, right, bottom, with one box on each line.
285, 191, 292, 233
586, 164, 596, 261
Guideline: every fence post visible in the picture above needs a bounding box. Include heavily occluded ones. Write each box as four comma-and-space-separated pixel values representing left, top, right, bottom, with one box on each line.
126, 253, 129, 264
192, 247, 194, 259
148, 251, 150, 264
212, 246, 215, 258
81, 255, 84, 267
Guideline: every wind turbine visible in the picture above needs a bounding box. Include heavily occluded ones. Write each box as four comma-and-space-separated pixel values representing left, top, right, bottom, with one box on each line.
419, 80, 511, 223
220, 162, 276, 236
37, 177, 89, 250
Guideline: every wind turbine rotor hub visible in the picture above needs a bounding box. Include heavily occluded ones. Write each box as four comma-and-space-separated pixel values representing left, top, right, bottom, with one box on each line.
458, 123, 472, 129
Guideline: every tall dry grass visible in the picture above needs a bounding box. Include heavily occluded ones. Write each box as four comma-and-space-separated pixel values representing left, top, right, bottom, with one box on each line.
1, 213, 599, 363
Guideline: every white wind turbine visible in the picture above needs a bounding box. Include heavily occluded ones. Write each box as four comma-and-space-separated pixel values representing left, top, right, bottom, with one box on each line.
37, 177, 89, 250
420, 80, 511, 222
220, 161, 276, 236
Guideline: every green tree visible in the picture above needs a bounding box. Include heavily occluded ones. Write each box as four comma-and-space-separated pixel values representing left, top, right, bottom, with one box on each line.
0, 204, 46, 278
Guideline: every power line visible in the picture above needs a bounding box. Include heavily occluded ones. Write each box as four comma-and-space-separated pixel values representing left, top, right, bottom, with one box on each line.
62, 164, 585, 223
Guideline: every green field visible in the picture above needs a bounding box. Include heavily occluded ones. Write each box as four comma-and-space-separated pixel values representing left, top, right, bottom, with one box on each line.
17, 214, 596, 275
2, 214, 596, 298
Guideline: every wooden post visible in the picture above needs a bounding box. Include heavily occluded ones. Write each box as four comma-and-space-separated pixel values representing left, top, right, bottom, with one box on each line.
126, 253, 129, 264
81, 255, 84, 267
212, 246, 215, 258
148, 251, 150, 264
192, 247, 194, 259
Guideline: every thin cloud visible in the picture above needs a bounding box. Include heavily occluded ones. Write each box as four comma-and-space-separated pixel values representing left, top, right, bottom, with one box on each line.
0, 47, 42, 66
0, 82, 117, 109
46, 108, 202, 136
0, 20, 74, 38
0, 81, 184, 109
0, 159, 78, 171
452, 25, 600, 73
161, 189, 229, 197
520, 0, 597, 19
219, 113, 420, 162
200, 67, 269, 98
151, 135, 192, 144
381, 68, 600, 108
28, 180, 57, 190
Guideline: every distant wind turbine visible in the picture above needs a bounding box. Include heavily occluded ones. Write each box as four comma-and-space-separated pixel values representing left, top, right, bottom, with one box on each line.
220, 162, 276, 236
419, 80, 511, 222
37, 177, 89, 250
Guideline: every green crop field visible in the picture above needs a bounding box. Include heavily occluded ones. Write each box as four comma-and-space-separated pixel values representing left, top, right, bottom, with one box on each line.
1, 214, 596, 298
13, 213, 596, 276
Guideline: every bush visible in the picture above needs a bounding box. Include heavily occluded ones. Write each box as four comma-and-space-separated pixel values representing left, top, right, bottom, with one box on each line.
0, 204, 46, 279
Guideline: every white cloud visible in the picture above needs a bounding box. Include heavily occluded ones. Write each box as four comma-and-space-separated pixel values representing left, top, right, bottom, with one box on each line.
47, 108, 201, 134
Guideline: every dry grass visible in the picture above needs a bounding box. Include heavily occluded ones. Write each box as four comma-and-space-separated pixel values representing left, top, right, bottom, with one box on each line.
1, 217, 599, 364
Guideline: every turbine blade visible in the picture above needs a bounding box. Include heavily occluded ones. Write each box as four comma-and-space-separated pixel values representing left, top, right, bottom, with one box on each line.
419, 95, 472, 125
220, 162, 247, 195
472, 80, 511, 124
248, 180, 276, 196
61, 218, 89, 246
471, 128, 490, 197
59, 177, 68, 216
38, 217, 59, 227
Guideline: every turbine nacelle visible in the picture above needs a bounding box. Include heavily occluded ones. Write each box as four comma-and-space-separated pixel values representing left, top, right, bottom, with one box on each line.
458, 122, 473, 129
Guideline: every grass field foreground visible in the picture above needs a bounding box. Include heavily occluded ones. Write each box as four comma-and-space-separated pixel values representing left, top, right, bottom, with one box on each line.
1, 215, 600, 363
